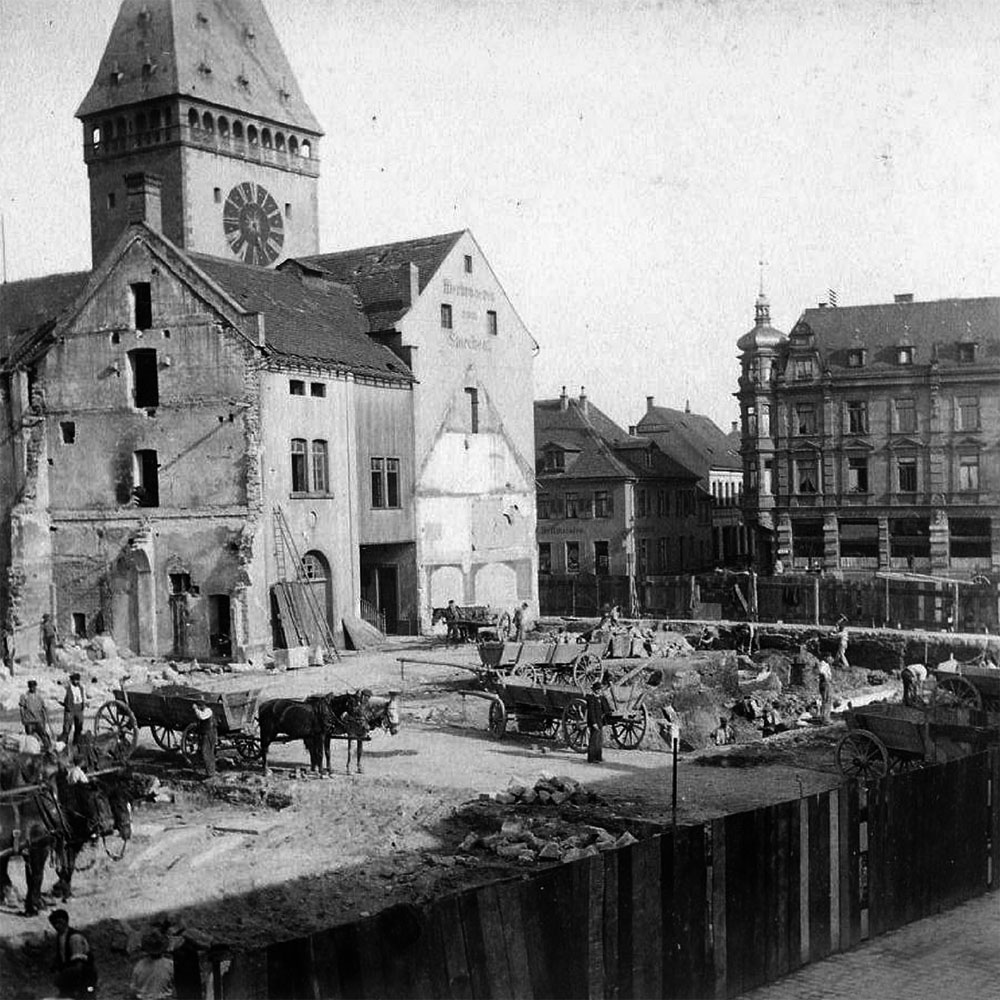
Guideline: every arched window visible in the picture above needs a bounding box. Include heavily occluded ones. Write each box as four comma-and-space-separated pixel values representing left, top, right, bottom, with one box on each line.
217, 116, 229, 137
188, 108, 199, 130
149, 110, 161, 141
202, 112, 214, 133
91, 125, 102, 146
232, 120, 244, 140
288, 135, 298, 156
247, 124, 258, 145
300, 140, 311, 159
261, 128, 272, 148
275, 132, 285, 151
301, 550, 332, 627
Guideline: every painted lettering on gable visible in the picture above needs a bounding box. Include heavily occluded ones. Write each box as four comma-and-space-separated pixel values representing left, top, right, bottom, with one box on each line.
447, 333, 492, 352
443, 278, 496, 304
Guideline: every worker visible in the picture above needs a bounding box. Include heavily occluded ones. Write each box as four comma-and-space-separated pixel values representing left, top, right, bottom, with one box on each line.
129, 929, 175, 999
49, 908, 98, 999
192, 702, 217, 779
41, 612, 58, 667
513, 602, 531, 641
19, 679, 51, 749
61, 672, 87, 746
817, 658, 834, 724
443, 600, 461, 643
586, 680, 612, 763
834, 619, 850, 668
901, 663, 928, 707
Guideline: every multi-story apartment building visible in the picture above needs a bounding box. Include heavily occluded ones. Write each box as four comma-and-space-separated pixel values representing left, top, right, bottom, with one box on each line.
635, 397, 749, 568
737, 291, 1000, 578
535, 389, 710, 608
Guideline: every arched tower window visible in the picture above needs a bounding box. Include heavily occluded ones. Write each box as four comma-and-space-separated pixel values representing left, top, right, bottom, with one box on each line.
232, 120, 244, 140
217, 116, 229, 137
275, 132, 285, 151
91, 125, 102, 147
188, 108, 199, 130
247, 124, 258, 145
300, 140, 311, 159
288, 135, 298, 155
202, 112, 214, 132
261, 128, 272, 148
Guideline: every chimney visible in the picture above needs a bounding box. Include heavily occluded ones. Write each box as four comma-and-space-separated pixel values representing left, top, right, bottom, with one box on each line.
408, 262, 420, 305
894, 293, 914, 304
684, 399, 690, 414
125, 172, 162, 232
559, 385, 568, 411
646, 395, 654, 412
579, 386, 588, 414
731, 421, 738, 432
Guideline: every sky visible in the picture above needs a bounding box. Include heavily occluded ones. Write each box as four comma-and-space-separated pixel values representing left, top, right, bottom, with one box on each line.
2, 0, 1000, 432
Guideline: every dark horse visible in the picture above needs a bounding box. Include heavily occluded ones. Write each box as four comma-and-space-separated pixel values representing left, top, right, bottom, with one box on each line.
318, 690, 401, 775
258, 693, 355, 775
0, 750, 135, 915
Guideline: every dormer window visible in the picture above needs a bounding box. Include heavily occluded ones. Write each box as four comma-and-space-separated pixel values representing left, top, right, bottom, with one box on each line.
847, 349, 866, 368
792, 358, 814, 380
958, 342, 977, 363
545, 449, 565, 472
896, 346, 913, 365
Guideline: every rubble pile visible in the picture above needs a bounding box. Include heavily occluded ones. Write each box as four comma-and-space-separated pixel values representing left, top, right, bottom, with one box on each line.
458, 775, 642, 865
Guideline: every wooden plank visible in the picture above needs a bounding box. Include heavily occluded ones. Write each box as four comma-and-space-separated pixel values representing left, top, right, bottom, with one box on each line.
603, 844, 621, 998
838, 783, 859, 951
616, 841, 635, 999
419, 901, 458, 1000
586, 852, 606, 999
476, 884, 515, 999
796, 797, 809, 968
519, 870, 553, 1000
631, 836, 662, 999
828, 789, 840, 955
711, 818, 727, 999
457, 890, 492, 1000
772, 802, 789, 981
807, 793, 831, 963
495, 881, 533, 1000
746, 806, 768, 992
724, 811, 752, 998
990, 749, 1000, 891
355, 915, 388, 999
309, 927, 343, 999
266, 938, 312, 1000
434, 895, 472, 999
329, 924, 362, 1000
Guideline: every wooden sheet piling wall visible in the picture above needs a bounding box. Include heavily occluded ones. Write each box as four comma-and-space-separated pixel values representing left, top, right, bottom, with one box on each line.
242, 749, 999, 999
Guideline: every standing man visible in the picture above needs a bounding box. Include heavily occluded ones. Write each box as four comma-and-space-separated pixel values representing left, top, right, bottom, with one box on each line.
193, 702, 217, 779
443, 600, 461, 644
49, 908, 98, 999
41, 613, 58, 667
817, 658, 834, 724
62, 672, 87, 746
20, 679, 51, 749
513, 602, 532, 641
586, 680, 611, 763
835, 620, 850, 669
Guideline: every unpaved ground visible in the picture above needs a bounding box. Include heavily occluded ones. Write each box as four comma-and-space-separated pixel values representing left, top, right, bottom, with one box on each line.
0, 638, 865, 998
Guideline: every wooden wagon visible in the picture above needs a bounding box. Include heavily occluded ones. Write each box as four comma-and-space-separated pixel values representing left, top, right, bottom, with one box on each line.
932, 655, 1000, 711
835, 702, 999, 780
93, 680, 263, 765
476, 639, 609, 687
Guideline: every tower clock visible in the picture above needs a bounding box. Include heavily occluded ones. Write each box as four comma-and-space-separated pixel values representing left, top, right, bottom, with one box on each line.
222, 182, 285, 266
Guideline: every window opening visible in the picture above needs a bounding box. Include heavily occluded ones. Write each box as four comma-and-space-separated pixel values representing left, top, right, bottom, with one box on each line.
957, 396, 979, 431
291, 438, 308, 492
847, 457, 869, 493
894, 398, 916, 433
310, 382, 326, 397
370, 457, 401, 508
839, 519, 879, 559
594, 540, 609, 576
128, 348, 159, 408
539, 542, 552, 574
565, 541, 580, 574
441, 303, 453, 329
311, 440, 329, 493
958, 343, 977, 363
796, 457, 818, 494
386, 458, 400, 507
565, 492, 579, 518
791, 520, 824, 560
371, 457, 385, 508
897, 457, 917, 493
487, 310, 498, 336
959, 454, 980, 492
950, 518, 991, 559
72, 613, 87, 637
289, 379, 305, 395
169, 572, 192, 594
133, 449, 159, 506
846, 401, 868, 434
464, 254, 473, 273
214, 187, 222, 203
465, 387, 479, 433
60, 421, 76, 444
130, 282, 152, 330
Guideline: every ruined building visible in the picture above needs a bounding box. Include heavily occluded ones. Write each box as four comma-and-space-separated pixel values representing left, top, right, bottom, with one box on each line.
0, 0, 537, 660
737, 290, 1000, 578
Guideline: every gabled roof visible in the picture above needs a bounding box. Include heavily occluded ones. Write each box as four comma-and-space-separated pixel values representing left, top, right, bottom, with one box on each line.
798, 297, 1000, 370
0, 271, 91, 364
636, 405, 742, 478
77, 0, 321, 132
535, 396, 697, 483
292, 231, 465, 332
192, 254, 412, 380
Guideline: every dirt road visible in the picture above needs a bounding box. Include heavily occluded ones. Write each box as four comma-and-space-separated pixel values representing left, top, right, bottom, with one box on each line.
0, 639, 846, 998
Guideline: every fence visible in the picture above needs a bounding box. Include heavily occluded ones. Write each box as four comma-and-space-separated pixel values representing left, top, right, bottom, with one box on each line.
223, 748, 999, 998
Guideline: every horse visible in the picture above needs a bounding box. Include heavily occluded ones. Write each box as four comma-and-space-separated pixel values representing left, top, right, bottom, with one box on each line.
318, 690, 401, 775
258, 693, 349, 775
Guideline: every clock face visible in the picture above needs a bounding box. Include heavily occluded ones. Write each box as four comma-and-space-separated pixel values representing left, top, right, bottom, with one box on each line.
222, 181, 284, 265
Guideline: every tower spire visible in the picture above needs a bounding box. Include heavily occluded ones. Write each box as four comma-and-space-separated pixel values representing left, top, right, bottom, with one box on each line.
754, 249, 771, 327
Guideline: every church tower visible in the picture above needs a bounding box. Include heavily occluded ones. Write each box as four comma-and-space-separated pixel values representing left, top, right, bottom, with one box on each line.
77, 0, 322, 267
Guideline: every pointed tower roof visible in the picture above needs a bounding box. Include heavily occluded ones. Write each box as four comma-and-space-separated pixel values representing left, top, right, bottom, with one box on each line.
76, 0, 321, 133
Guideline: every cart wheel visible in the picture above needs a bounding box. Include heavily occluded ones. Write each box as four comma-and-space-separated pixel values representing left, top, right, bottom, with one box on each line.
234, 733, 262, 763
572, 654, 605, 688
540, 717, 560, 739
611, 705, 648, 750
933, 675, 983, 710
835, 731, 889, 780
510, 662, 539, 685
180, 722, 202, 767
561, 698, 589, 753
150, 725, 179, 752
93, 700, 138, 759
488, 700, 508, 739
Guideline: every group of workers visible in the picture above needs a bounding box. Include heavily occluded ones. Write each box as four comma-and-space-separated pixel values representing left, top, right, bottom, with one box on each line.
18, 671, 88, 751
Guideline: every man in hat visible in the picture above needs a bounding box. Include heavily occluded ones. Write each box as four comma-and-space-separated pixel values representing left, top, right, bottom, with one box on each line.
129, 928, 175, 999
193, 702, 217, 778
41, 612, 58, 667
49, 908, 97, 998
19, 679, 51, 749
62, 672, 87, 746
585, 679, 612, 763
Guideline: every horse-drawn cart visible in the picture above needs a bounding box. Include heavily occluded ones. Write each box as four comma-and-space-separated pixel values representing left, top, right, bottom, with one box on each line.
835, 702, 999, 780
932, 654, 1000, 711
476, 639, 609, 687
94, 680, 263, 765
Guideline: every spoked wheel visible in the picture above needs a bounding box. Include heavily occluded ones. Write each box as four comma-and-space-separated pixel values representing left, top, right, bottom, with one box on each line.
234, 732, 262, 763
150, 725, 179, 752
561, 698, 589, 753
541, 716, 561, 739
93, 700, 139, 759
611, 705, 648, 749
180, 722, 202, 767
510, 662, 539, 685
835, 731, 889, 780
933, 675, 983, 710
572, 654, 605, 688
488, 700, 508, 739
